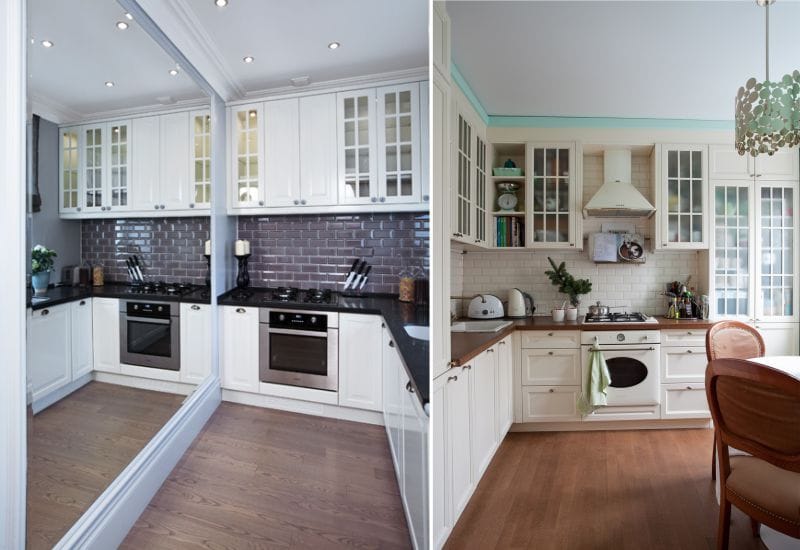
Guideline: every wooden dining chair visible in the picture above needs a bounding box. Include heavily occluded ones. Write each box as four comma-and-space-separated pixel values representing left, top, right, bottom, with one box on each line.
706, 321, 766, 480
705, 358, 800, 549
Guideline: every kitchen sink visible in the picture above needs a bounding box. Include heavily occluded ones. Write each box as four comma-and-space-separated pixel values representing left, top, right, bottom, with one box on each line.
404, 325, 430, 341
451, 320, 513, 333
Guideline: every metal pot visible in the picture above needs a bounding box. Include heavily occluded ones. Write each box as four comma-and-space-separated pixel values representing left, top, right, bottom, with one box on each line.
588, 301, 609, 317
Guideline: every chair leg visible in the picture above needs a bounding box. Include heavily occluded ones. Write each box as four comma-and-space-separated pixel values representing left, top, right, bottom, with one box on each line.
717, 491, 731, 550
711, 434, 717, 481
750, 518, 760, 538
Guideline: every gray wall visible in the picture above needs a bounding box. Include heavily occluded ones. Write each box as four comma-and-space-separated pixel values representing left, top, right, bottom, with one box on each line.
28, 117, 81, 280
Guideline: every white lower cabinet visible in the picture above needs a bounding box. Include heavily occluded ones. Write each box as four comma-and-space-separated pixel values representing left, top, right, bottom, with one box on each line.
180, 303, 212, 384
660, 346, 707, 384
521, 386, 581, 422
446, 364, 473, 522
221, 306, 260, 392
70, 299, 93, 379
383, 326, 404, 462
92, 297, 120, 373
431, 373, 451, 549
339, 314, 383, 411
470, 346, 497, 480
755, 322, 799, 356
521, 348, 581, 386
495, 335, 513, 437
520, 331, 581, 422
28, 304, 71, 402
660, 330, 710, 420
661, 383, 710, 419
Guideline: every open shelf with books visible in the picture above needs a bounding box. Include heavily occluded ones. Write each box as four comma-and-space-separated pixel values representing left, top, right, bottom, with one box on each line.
491, 143, 526, 248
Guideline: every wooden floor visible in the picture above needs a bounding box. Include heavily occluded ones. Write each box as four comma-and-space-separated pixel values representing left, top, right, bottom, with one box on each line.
26, 381, 184, 550
121, 402, 411, 550
445, 429, 768, 550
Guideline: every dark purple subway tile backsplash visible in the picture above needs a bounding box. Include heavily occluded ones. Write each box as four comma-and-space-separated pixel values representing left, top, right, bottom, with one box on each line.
237, 212, 429, 294
81, 212, 428, 293
81, 217, 210, 284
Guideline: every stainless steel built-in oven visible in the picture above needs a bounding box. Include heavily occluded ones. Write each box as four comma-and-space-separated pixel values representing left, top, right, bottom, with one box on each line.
259, 309, 338, 391
120, 300, 180, 371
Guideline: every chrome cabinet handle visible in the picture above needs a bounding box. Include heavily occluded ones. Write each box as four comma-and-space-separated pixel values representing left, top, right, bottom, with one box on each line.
235, 308, 246, 313
189, 203, 195, 208
453, 232, 463, 237
371, 197, 378, 203
258, 200, 264, 206
406, 381, 415, 393
76, 207, 82, 212
487, 348, 495, 353
447, 375, 458, 382
548, 388, 554, 393
293, 200, 300, 205
191, 305, 201, 311
162, 204, 166, 209
687, 331, 693, 335
462, 364, 472, 370
381, 322, 386, 328
548, 332, 554, 336
300, 199, 307, 205
155, 205, 160, 210
422, 194, 429, 201
79, 300, 86, 306
499, 341, 506, 345
41, 309, 49, 316
379, 197, 386, 203
686, 349, 693, 354
388, 340, 395, 348
548, 351, 554, 355
686, 385, 693, 390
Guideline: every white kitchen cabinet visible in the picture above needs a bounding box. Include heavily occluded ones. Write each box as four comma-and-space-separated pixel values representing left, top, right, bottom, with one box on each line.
299, 94, 338, 206
230, 103, 265, 208
450, 106, 490, 246
70, 298, 93, 379
264, 98, 301, 207
221, 306, 260, 392
92, 297, 120, 373
190, 110, 212, 209
660, 347, 706, 384
419, 80, 430, 204
339, 314, 383, 411
377, 83, 421, 204
130, 115, 161, 212
521, 348, 581, 386
660, 383, 710, 419
383, 325, 404, 466
431, 372, 451, 549
59, 126, 81, 214
527, 142, 581, 249
709, 144, 799, 181
661, 329, 708, 347
495, 335, 513, 438
180, 303, 212, 385
28, 304, 71, 402
401, 366, 428, 550
338, 89, 378, 205
520, 330, 581, 349
432, 2, 451, 81
754, 322, 799, 356
521, 386, 581, 422
82, 123, 107, 214
78, 121, 131, 215
656, 144, 708, 249
470, 346, 497, 480
446, 364, 473, 521
159, 111, 190, 210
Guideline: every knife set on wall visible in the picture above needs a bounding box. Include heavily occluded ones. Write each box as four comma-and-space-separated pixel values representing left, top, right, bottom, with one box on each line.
342, 259, 372, 294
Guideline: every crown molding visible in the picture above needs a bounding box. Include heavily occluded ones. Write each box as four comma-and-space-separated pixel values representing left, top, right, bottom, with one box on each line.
27, 92, 83, 124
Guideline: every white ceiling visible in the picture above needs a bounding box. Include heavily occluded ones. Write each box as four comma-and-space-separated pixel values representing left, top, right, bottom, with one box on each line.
446, 1, 800, 120
178, 0, 428, 96
28, 0, 205, 121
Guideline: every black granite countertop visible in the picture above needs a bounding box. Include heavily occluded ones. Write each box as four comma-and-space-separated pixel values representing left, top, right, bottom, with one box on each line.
218, 288, 430, 406
27, 283, 212, 310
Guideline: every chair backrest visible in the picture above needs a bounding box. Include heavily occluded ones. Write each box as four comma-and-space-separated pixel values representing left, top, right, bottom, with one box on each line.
705, 320, 766, 362
706, 358, 800, 474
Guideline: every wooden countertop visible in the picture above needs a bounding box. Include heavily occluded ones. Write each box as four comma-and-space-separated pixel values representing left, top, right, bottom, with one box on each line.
450, 316, 719, 366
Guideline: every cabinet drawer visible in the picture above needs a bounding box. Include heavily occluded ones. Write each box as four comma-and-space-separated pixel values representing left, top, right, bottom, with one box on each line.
521, 349, 581, 386
660, 383, 711, 419
662, 329, 707, 347
520, 330, 580, 349
521, 386, 580, 422
661, 347, 707, 383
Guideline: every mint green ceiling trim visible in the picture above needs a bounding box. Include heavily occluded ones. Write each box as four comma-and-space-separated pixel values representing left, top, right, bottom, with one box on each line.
451, 63, 734, 131
450, 63, 489, 125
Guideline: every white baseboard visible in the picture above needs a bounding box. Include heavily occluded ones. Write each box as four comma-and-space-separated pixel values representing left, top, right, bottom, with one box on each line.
222, 389, 384, 426
32, 373, 92, 414
94, 371, 197, 396
510, 418, 712, 432
55, 376, 221, 549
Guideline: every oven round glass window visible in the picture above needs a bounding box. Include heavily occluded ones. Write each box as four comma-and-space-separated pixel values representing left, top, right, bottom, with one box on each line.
606, 357, 648, 388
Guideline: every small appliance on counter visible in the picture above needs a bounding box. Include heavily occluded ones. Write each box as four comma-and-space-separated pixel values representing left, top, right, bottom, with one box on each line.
507, 288, 534, 318
468, 294, 504, 319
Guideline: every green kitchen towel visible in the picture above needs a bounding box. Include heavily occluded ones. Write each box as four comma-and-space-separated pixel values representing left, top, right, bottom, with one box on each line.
577, 344, 612, 415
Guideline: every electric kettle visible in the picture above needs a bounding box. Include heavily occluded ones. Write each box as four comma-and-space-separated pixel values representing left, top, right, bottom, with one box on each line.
508, 288, 534, 318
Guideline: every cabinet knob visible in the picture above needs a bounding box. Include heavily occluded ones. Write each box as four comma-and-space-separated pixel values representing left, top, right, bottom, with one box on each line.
293, 200, 300, 205
447, 375, 458, 383
462, 364, 472, 370
548, 388, 554, 393
453, 232, 463, 237
235, 308, 246, 313
79, 300, 86, 306
161, 204, 166, 209
379, 197, 386, 203
189, 203, 195, 208
687, 331, 693, 335
405, 381, 415, 393
548, 351, 554, 355
686, 349, 693, 354
371, 197, 378, 203
77, 207, 82, 212
548, 332, 554, 336
155, 205, 160, 210
487, 348, 495, 353
570, 243, 575, 247
41, 309, 49, 316
388, 340, 395, 348
191, 305, 201, 311
300, 199, 307, 205
755, 173, 763, 178
499, 341, 506, 345
258, 201, 265, 206
423, 195, 429, 201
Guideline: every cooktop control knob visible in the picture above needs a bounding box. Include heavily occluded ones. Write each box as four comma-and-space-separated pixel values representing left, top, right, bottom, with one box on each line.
157, 306, 163, 312
616, 333, 625, 342
279, 314, 286, 322
311, 316, 317, 324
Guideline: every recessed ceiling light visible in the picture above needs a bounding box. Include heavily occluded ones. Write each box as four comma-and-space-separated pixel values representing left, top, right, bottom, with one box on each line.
243, 56, 254, 63
105, 81, 115, 88
215, 0, 228, 6
116, 21, 129, 30
124, 12, 133, 20
168, 68, 179, 76
328, 42, 340, 50
41, 40, 53, 48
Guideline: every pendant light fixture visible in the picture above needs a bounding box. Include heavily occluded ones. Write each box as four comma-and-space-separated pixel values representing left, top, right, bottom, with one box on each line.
735, 0, 800, 157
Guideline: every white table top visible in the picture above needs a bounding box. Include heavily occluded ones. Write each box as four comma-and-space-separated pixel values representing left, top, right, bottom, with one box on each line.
747, 355, 800, 379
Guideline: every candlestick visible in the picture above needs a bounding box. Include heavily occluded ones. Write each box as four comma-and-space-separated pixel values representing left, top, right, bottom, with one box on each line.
235, 253, 251, 289
204, 254, 211, 288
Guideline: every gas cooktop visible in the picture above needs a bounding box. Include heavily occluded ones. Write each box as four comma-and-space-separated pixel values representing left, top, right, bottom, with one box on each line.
230, 287, 338, 306
583, 312, 657, 324
125, 281, 204, 297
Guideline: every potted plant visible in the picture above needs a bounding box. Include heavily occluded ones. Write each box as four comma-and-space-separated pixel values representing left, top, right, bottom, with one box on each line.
544, 257, 592, 308
31, 244, 57, 296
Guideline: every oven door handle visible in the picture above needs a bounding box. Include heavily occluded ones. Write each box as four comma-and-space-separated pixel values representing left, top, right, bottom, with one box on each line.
124, 315, 172, 325
591, 346, 656, 352
268, 327, 328, 338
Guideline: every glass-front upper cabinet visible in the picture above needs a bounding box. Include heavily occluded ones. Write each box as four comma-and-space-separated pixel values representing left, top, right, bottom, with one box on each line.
712, 182, 752, 319
191, 110, 212, 209
231, 104, 264, 208
659, 145, 708, 249
756, 181, 798, 321
377, 83, 420, 204
474, 135, 487, 244
83, 124, 104, 212
452, 112, 472, 240
338, 90, 377, 204
59, 127, 81, 214
108, 121, 129, 209
528, 143, 577, 248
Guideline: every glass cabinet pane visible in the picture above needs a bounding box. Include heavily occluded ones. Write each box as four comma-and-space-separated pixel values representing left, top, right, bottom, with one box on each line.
84, 127, 103, 208
381, 89, 414, 198
455, 114, 471, 236
343, 94, 372, 200
192, 114, 212, 205
475, 136, 486, 242
713, 184, 750, 316
235, 109, 259, 203
664, 147, 704, 244
759, 186, 794, 317
61, 130, 80, 209
531, 147, 570, 243
109, 123, 128, 207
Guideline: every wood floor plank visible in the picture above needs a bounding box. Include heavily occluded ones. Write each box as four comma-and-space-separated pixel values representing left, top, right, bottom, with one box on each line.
445, 428, 768, 550
122, 402, 411, 550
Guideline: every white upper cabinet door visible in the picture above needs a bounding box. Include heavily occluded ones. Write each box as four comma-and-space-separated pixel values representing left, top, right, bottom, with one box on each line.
231, 104, 265, 208
130, 115, 161, 212
221, 306, 260, 392
180, 303, 212, 385
419, 80, 430, 204
432, 2, 451, 81
81, 124, 105, 213
659, 144, 708, 249
107, 120, 131, 213
527, 142, 579, 249
299, 94, 338, 206
338, 89, 378, 204
709, 144, 751, 180
59, 126, 82, 214
70, 298, 93, 380
338, 314, 383, 411
159, 111, 190, 210
432, 73, 451, 380
92, 297, 120, 373
377, 83, 421, 204
755, 148, 800, 180
189, 110, 212, 210
28, 305, 71, 402
264, 98, 301, 207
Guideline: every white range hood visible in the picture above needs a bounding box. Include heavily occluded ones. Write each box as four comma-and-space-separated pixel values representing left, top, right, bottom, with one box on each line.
583, 150, 656, 218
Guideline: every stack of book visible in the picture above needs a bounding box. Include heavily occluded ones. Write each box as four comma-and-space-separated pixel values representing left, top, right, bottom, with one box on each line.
496, 216, 524, 247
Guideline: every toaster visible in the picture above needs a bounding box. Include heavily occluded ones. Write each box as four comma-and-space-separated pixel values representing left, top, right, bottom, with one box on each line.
467, 294, 504, 319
